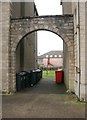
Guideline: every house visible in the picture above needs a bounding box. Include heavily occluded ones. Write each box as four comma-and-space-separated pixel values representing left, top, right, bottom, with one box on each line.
38, 51, 63, 69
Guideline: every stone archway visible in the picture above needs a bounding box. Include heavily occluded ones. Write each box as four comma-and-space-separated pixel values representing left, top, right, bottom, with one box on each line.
9, 15, 74, 93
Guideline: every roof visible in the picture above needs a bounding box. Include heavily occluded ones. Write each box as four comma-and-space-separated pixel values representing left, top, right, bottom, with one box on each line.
38, 50, 63, 59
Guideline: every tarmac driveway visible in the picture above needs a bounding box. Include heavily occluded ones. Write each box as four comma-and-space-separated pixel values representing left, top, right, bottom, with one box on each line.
2, 78, 86, 118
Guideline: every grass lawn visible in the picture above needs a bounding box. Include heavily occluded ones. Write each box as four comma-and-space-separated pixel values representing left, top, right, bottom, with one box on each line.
42, 70, 55, 78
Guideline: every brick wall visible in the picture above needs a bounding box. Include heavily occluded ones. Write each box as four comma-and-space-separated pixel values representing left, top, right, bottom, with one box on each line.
43, 58, 63, 67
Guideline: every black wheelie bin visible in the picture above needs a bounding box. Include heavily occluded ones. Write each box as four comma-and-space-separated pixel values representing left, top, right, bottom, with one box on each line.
30, 70, 37, 86
36, 69, 41, 82
16, 71, 27, 91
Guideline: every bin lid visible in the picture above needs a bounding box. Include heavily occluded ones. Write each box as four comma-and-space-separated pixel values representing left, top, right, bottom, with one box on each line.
32, 70, 36, 72
36, 69, 41, 72
27, 70, 35, 73
19, 71, 27, 75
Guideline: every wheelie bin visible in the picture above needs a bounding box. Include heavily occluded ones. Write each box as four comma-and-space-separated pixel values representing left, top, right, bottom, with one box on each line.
55, 70, 64, 84
36, 69, 41, 82
30, 70, 37, 86
16, 71, 27, 91
40, 70, 42, 79
27, 70, 32, 87
24, 71, 30, 88
16, 73, 22, 91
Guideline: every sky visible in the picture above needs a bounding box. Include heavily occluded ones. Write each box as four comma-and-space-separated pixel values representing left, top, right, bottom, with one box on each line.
34, 0, 62, 15
34, 0, 63, 56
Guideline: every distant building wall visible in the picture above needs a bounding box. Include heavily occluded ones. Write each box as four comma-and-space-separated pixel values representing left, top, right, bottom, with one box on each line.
43, 58, 63, 67
38, 58, 63, 68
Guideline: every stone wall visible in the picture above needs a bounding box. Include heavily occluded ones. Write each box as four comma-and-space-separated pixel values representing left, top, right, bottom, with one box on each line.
71, 2, 87, 101
10, 15, 74, 92
60, 2, 75, 92
79, 2, 86, 101
62, 1, 87, 101
23, 32, 37, 71
1, 1, 87, 102
0, 2, 75, 94
1, 2, 10, 93
85, 1, 87, 101
63, 42, 69, 89
0, 2, 2, 93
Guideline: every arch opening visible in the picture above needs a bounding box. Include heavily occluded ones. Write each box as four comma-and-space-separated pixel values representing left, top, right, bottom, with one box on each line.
16, 29, 68, 51
14, 30, 70, 94
16, 30, 63, 71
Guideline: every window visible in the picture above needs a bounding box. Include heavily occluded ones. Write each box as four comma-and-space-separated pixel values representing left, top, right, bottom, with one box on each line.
46, 55, 48, 58
50, 55, 53, 58
59, 55, 62, 58
54, 55, 57, 58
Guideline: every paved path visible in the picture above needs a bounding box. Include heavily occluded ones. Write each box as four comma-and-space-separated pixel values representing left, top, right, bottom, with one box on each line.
2, 78, 85, 118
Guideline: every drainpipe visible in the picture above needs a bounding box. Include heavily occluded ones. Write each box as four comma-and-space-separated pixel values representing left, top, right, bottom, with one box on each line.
76, 0, 80, 99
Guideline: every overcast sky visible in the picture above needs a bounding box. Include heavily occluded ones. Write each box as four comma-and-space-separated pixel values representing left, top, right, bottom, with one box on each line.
34, 0, 63, 56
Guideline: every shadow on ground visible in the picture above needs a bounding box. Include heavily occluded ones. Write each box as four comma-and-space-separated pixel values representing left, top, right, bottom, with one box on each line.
17, 78, 66, 94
